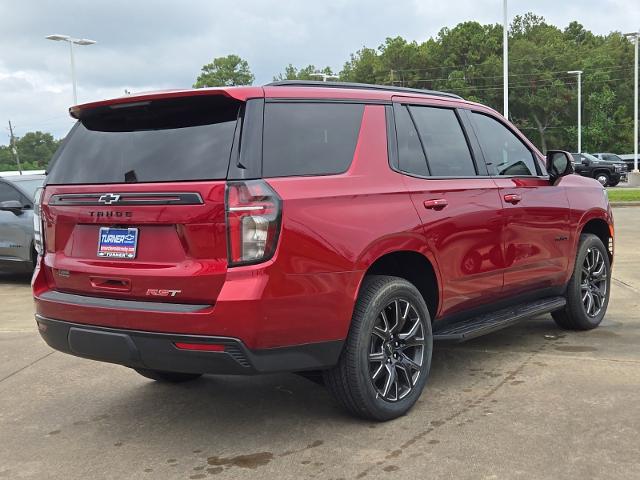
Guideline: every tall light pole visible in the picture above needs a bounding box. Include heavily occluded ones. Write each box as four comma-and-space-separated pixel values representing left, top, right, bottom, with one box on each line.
624, 31, 639, 176
46, 34, 96, 104
310, 73, 339, 82
568, 70, 583, 153
503, 0, 509, 119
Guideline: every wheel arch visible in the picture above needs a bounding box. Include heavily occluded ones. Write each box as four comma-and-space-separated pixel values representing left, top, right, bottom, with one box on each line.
357, 249, 441, 321
580, 217, 613, 263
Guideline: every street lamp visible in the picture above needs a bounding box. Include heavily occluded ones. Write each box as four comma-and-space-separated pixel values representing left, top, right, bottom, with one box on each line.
503, 0, 509, 119
46, 34, 96, 104
624, 31, 639, 177
568, 70, 583, 153
310, 73, 339, 82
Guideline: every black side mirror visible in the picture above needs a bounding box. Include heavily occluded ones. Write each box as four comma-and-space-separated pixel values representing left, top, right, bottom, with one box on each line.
0, 200, 24, 216
546, 150, 574, 182
581, 158, 590, 165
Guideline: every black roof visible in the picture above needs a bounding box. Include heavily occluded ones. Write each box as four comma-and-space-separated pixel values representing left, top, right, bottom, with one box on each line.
265, 80, 463, 100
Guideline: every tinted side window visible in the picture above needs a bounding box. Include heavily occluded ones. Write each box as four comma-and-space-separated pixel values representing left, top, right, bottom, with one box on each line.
0, 183, 22, 203
262, 103, 364, 177
410, 106, 476, 176
394, 105, 428, 176
472, 113, 538, 176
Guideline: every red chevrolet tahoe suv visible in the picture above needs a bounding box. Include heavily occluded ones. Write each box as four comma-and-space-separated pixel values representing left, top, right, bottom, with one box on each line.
33, 81, 613, 421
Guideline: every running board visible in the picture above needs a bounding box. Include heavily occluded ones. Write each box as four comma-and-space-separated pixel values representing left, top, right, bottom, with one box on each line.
433, 296, 567, 342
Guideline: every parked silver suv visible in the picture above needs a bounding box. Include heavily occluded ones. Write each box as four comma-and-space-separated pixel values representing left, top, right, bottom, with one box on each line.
0, 174, 45, 272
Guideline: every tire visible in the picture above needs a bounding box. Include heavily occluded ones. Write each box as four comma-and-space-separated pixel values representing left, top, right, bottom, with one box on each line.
609, 180, 620, 187
31, 246, 38, 270
552, 234, 611, 330
134, 368, 202, 383
594, 172, 610, 186
323, 275, 433, 421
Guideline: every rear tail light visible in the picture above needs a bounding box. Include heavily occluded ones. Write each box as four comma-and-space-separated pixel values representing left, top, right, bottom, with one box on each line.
33, 187, 45, 255
225, 180, 282, 266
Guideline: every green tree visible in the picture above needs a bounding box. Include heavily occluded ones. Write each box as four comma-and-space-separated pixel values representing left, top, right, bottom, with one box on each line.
15, 132, 60, 168
0, 131, 60, 172
320, 13, 636, 154
581, 87, 632, 152
340, 47, 382, 84
0, 145, 15, 171
507, 17, 575, 152
193, 54, 254, 87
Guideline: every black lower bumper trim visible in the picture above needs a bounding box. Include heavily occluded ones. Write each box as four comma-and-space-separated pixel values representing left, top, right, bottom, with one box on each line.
36, 315, 343, 375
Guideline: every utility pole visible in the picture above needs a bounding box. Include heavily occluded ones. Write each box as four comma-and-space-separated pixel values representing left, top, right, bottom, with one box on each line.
46, 34, 97, 105
503, 0, 509, 119
636, 31, 639, 174
624, 31, 639, 177
7, 121, 23, 175
568, 71, 583, 153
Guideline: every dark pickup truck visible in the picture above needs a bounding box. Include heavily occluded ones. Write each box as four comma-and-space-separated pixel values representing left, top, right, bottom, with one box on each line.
571, 153, 627, 186
593, 152, 636, 173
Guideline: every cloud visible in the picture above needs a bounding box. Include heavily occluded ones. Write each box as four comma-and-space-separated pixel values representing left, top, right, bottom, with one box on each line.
0, 0, 638, 143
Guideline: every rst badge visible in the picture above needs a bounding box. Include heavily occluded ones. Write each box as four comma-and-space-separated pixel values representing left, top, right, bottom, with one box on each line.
97, 227, 138, 259
146, 289, 182, 297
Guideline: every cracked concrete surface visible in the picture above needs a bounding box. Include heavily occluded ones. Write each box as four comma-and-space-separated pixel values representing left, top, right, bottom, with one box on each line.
0, 207, 639, 479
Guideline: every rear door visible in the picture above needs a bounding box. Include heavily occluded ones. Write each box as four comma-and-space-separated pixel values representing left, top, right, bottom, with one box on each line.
42, 94, 249, 304
469, 110, 571, 295
390, 100, 505, 318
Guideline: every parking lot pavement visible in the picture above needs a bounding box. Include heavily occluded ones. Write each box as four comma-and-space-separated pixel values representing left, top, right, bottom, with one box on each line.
1, 209, 639, 480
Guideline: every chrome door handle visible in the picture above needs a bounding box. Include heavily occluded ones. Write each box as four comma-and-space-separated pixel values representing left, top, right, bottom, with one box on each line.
424, 199, 448, 210
503, 193, 522, 204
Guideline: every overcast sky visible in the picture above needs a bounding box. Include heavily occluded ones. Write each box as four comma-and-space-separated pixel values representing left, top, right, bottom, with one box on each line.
0, 0, 638, 145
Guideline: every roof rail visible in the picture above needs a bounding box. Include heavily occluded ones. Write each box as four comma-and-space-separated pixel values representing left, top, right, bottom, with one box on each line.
265, 80, 463, 100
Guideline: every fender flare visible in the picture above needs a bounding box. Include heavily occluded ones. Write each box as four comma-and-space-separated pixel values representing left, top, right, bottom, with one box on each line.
569, 207, 612, 271
351, 232, 444, 316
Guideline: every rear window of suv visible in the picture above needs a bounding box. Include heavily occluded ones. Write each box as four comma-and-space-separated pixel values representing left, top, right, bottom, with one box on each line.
262, 102, 364, 177
46, 96, 240, 184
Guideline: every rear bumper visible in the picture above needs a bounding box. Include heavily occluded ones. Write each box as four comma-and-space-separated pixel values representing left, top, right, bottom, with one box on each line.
33, 256, 360, 350
36, 315, 343, 375
0, 257, 33, 273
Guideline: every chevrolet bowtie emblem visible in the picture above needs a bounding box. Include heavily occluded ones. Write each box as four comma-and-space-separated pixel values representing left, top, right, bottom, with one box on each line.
98, 194, 121, 205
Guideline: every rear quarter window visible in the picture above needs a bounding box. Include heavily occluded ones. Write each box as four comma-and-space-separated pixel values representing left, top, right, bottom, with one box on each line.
262, 102, 364, 177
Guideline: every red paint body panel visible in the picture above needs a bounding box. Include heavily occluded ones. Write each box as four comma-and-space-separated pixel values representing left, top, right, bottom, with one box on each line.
39, 181, 229, 304
35, 85, 614, 356
493, 176, 572, 295
401, 176, 505, 317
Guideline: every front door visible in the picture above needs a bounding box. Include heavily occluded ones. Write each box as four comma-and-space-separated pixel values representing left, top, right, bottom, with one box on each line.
469, 111, 571, 295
